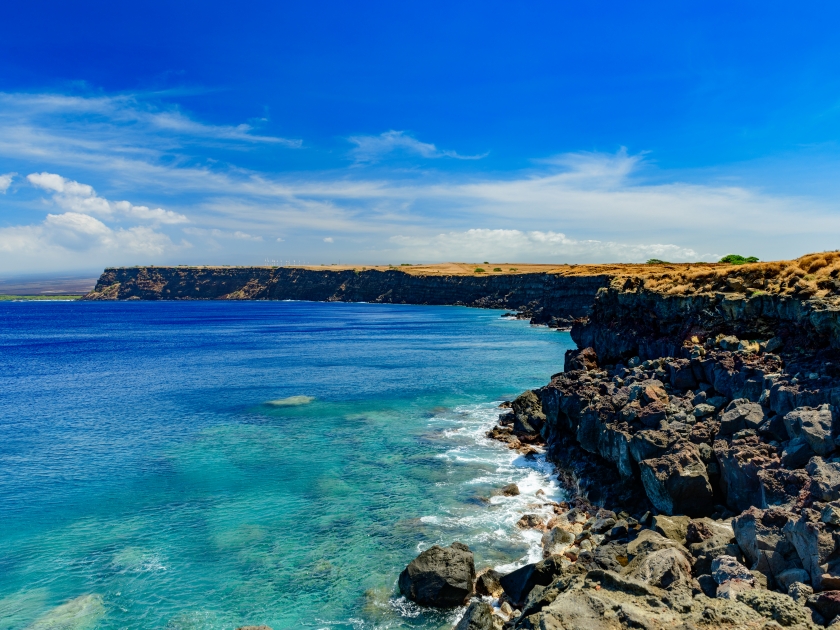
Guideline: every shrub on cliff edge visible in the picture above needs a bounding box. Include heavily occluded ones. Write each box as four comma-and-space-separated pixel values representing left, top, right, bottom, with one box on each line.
720, 254, 759, 265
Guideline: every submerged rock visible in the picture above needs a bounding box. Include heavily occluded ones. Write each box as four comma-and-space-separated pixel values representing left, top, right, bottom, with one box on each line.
398, 542, 476, 607
25, 594, 105, 630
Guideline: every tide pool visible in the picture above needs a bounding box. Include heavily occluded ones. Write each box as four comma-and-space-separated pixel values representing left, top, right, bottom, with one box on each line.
0, 301, 574, 629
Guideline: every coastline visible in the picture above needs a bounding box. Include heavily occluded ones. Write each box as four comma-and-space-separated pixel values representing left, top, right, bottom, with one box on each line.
406, 253, 840, 630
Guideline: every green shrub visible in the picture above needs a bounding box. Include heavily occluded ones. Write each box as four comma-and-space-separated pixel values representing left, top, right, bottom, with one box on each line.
493, 267, 502, 272
646, 258, 669, 264
719, 254, 759, 265
483, 261, 489, 264
474, 267, 486, 273
400, 263, 412, 266
509, 267, 518, 271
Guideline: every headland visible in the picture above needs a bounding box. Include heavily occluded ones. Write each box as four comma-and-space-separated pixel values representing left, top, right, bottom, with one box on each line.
82, 261, 721, 326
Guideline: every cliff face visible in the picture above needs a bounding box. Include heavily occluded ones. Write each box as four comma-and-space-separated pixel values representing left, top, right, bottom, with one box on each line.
84, 266, 612, 322
572, 278, 840, 364
569, 252, 840, 363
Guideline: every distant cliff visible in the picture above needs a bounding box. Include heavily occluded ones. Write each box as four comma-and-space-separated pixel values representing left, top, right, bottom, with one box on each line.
83, 266, 614, 323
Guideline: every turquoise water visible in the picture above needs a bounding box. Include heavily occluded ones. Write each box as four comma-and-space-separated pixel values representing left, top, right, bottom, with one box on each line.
0, 301, 573, 629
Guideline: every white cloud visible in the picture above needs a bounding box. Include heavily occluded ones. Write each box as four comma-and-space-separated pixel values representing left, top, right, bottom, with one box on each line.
182, 227, 263, 241
348, 130, 488, 163
323, 237, 334, 243
1, 89, 840, 270
0, 212, 175, 256
28, 172, 188, 224
389, 229, 701, 263
0, 172, 15, 193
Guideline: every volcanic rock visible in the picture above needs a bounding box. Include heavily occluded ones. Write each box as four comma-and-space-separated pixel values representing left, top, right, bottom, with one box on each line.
398, 542, 476, 607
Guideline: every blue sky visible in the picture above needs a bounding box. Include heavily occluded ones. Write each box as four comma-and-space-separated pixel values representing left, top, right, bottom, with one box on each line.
1, 1, 839, 273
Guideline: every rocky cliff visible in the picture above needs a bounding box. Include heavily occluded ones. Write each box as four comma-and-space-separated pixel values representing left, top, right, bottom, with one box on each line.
572, 253, 840, 363
83, 266, 614, 324
467, 252, 840, 629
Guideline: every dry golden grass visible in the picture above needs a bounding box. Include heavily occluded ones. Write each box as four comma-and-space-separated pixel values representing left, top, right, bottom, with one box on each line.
293, 261, 723, 277
638, 251, 840, 298
156, 252, 840, 298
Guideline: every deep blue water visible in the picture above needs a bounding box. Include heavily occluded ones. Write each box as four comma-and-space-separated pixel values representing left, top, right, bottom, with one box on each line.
0, 301, 573, 629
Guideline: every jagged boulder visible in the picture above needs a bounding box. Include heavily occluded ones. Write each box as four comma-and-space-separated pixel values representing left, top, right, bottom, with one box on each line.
782, 436, 817, 469
629, 429, 675, 463
398, 542, 476, 607
499, 555, 572, 607
668, 359, 698, 390
511, 391, 546, 436
565, 347, 598, 372
712, 555, 754, 585
809, 590, 840, 622
541, 527, 575, 558
475, 568, 503, 597
784, 405, 835, 457
714, 436, 779, 512
732, 507, 803, 588
719, 399, 766, 436
639, 445, 714, 516
807, 457, 840, 502
626, 547, 693, 591
653, 515, 691, 545
758, 468, 810, 508
687, 518, 742, 575
784, 514, 839, 591
454, 600, 501, 630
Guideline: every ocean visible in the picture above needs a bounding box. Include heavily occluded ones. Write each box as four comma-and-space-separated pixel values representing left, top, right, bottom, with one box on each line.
0, 301, 574, 629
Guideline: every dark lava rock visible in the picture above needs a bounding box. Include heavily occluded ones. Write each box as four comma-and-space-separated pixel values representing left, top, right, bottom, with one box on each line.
499, 555, 571, 607
809, 590, 840, 621
497, 483, 520, 497
565, 346, 598, 372
398, 542, 476, 607
475, 568, 503, 597
638, 445, 714, 516
516, 514, 545, 529
454, 600, 497, 630
512, 390, 546, 436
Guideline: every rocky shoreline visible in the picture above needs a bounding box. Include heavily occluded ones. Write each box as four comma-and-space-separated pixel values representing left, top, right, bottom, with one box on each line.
397, 253, 840, 630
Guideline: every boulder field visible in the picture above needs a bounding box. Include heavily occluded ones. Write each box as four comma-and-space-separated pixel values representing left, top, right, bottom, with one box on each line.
399, 253, 840, 630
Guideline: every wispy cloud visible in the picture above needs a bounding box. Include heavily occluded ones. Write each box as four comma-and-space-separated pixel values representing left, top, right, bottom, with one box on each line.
183, 227, 263, 241
0, 89, 838, 272
348, 130, 488, 163
27, 172, 189, 224
0, 93, 301, 147
389, 229, 702, 262
0, 172, 14, 193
